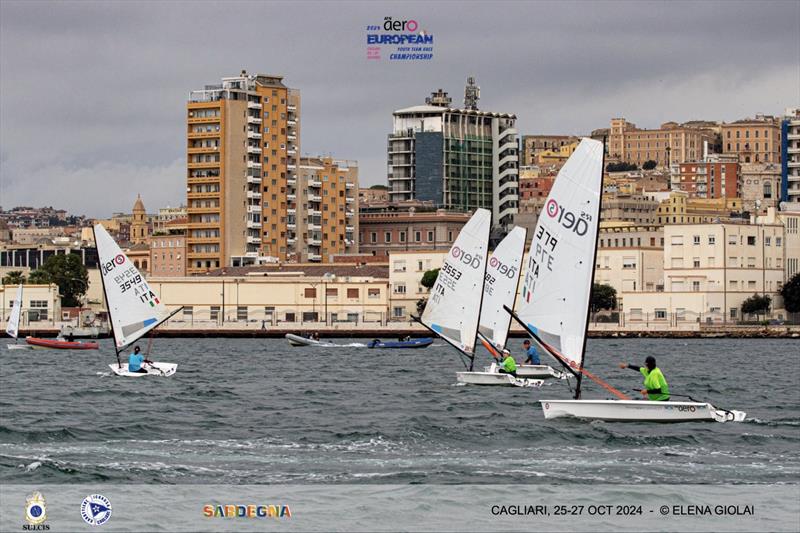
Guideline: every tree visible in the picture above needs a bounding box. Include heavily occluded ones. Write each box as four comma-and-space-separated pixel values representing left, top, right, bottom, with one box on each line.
2, 270, 26, 285
590, 283, 617, 311
712, 132, 723, 154
39, 253, 89, 307
781, 273, 800, 313
741, 294, 771, 318
27, 270, 52, 285
369, 184, 388, 190
606, 162, 638, 172
416, 297, 428, 315
420, 269, 440, 290
642, 160, 657, 170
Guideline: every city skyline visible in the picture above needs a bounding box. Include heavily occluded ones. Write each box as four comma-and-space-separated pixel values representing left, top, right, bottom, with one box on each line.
1, 0, 798, 217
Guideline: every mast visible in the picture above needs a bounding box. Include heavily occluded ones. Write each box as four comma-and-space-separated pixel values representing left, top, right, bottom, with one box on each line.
469, 213, 492, 371
93, 225, 123, 367
574, 136, 606, 400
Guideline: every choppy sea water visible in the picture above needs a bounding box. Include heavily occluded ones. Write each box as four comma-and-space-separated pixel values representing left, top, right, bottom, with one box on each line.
1, 337, 797, 486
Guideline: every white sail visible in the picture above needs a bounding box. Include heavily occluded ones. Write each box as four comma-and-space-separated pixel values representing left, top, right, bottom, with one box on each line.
421, 208, 491, 354
5, 284, 23, 339
516, 138, 603, 368
94, 224, 172, 349
478, 226, 527, 349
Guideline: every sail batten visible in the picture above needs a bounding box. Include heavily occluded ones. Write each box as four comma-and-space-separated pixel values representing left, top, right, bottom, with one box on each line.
420, 208, 491, 355
5, 284, 23, 339
478, 226, 526, 349
94, 224, 172, 349
516, 139, 604, 369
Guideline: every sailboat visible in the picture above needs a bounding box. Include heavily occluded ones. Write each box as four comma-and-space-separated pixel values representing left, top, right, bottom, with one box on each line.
508, 138, 745, 422
5, 284, 33, 350
456, 226, 542, 387
415, 208, 490, 375
94, 223, 181, 377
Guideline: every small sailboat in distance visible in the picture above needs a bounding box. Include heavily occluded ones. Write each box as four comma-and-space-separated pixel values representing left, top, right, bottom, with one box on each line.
5, 284, 33, 350
456, 226, 542, 387
508, 138, 745, 422
94, 223, 181, 377
415, 208, 491, 374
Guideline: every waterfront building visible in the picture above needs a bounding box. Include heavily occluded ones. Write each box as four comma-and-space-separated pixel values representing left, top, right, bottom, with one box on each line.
358, 203, 470, 256
387, 82, 519, 229
148, 264, 390, 325
186, 71, 301, 273
0, 283, 61, 325
595, 223, 664, 293
782, 107, 800, 203
721, 114, 781, 164
387, 251, 448, 320
608, 118, 715, 168
620, 213, 790, 323
150, 218, 187, 277
294, 157, 359, 262
520, 135, 580, 167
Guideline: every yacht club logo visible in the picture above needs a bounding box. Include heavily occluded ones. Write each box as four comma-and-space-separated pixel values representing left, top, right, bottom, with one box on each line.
24, 491, 48, 530
80, 494, 112, 526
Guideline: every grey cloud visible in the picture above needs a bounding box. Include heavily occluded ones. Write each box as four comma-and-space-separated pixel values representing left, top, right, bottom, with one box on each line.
1, 0, 797, 216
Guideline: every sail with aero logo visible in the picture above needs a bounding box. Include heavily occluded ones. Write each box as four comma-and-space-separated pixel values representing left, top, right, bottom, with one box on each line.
5, 284, 23, 339
478, 225, 527, 349
516, 138, 604, 369
94, 223, 172, 349
420, 208, 490, 355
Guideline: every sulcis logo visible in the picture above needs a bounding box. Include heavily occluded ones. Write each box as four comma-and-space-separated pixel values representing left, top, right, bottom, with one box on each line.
24, 491, 49, 531
545, 198, 590, 236
80, 494, 112, 526
451, 246, 484, 270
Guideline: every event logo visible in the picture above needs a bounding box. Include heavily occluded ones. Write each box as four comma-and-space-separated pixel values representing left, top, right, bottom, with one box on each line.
545, 198, 590, 236
23, 491, 49, 531
365, 16, 434, 61
80, 494, 112, 526
203, 504, 292, 519
451, 246, 483, 270
488, 256, 518, 279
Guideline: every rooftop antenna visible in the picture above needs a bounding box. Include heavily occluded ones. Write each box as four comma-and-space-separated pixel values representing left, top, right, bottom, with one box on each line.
464, 76, 480, 110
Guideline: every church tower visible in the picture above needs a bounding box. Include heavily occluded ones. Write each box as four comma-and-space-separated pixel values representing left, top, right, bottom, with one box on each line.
131, 194, 148, 245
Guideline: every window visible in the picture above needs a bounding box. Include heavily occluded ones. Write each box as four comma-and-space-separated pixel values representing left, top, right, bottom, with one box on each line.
368, 288, 380, 298
427, 231, 434, 242
417, 260, 424, 271
630, 308, 643, 321
729, 280, 737, 289
728, 235, 737, 245
210, 306, 220, 321
183, 306, 193, 319
670, 257, 684, 268
693, 235, 700, 245
347, 288, 359, 299
285, 312, 296, 322
671, 280, 685, 291
692, 281, 700, 292
676, 308, 686, 321
622, 257, 636, 269
385, 232, 392, 243
730, 308, 738, 319
237, 306, 248, 321
671, 235, 683, 246
708, 256, 715, 267
655, 309, 667, 320
394, 283, 406, 294
693, 258, 700, 268
326, 287, 338, 298
393, 306, 405, 318
747, 280, 756, 289
370, 232, 377, 243
399, 231, 406, 243
747, 257, 756, 268
393, 260, 407, 272
302, 311, 319, 322
747, 236, 756, 246
415, 231, 421, 242
765, 236, 771, 246
776, 237, 782, 247
304, 288, 317, 298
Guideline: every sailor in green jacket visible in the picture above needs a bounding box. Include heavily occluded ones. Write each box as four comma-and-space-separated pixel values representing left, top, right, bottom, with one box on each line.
619, 356, 670, 401
496, 349, 518, 377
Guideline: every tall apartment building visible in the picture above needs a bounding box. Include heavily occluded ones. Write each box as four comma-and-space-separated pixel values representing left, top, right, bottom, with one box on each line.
387, 83, 519, 229
721, 114, 781, 164
608, 118, 715, 168
186, 71, 300, 274
678, 157, 739, 199
782, 107, 800, 203
294, 157, 359, 262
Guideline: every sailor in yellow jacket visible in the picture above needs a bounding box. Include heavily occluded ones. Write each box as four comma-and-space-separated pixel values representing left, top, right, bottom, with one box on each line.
619, 356, 670, 401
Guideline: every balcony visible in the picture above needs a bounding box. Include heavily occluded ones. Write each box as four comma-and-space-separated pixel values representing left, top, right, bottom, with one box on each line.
246, 160, 262, 169
308, 253, 322, 261
287, 164, 296, 170
308, 238, 322, 246
346, 225, 354, 232
308, 224, 322, 231
247, 130, 262, 139
309, 209, 322, 216
187, 161, 220, 170
247, 115, 262, 124
287, 194, 296, 201
287, 208, 296, 215
187, 145, 219, 154
346, 196, 355, 203
247, 219, 261, 229
287, 178, 296, 186
247, 145, 262, 154
287, 119, 297, 126
247, 175, 262, 185
345, 182, 355, 189
287, 104, 297, 112
287, 149, 297, 156
247, 101, 262, 109
247, 205, 261, 214
247, 191, 262, 200
288, 237, 297, 245
287, 223, 296, 230
309, 194, 322, 202
309, 179, 322, 187
246, 235, 261, 244
346, 210, 355, 217
287, 133, 297, 141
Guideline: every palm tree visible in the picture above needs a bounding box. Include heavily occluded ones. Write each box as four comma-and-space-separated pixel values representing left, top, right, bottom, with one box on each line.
2, 270, 26, 285
27, 270, 52, 285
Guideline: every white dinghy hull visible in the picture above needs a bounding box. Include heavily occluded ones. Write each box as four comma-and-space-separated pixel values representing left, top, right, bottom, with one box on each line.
6, 344, 34, 350
457, 369, 542, 388
109, 362, 177, 377
540, 399, 746, 423
516, 364, 566, 379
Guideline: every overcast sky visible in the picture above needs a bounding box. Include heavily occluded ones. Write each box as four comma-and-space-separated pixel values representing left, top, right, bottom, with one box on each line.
1, 0, 798, 217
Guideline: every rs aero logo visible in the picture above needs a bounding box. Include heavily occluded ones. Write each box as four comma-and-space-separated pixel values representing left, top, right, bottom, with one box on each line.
546, 198, 589, 236
101, 253, 126, 275
451, 246, 483, 269
489, 256, 517, 279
